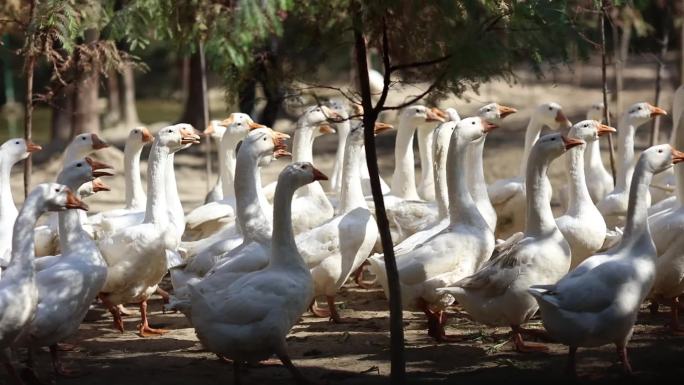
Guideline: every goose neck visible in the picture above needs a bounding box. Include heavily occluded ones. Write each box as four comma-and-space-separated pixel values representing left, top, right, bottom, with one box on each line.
584, 139, 606, 174
0, 161, 16, 219
524, 152, 557, 237
4, 191, 42, 275
621, 158, 654, 245
519, 115, 544, 176
235, 148, 271, 242
390, 118, 419, 199
339, 140, 367, 213
166, 152, 184, 236
220, 133, 240, 199
124, 143, 146, 209
417, 126, 435, 192
466, 135, 488, 207
615, 117, 637, 191
143, 142, 169, 226
58, 209, 90, 255
292, 123, 315, 163
331, 121, 350, 193
433, 126, 451, 219
565, 143, 593, 214
270, 179, 306, 269
446, 135, 481, 226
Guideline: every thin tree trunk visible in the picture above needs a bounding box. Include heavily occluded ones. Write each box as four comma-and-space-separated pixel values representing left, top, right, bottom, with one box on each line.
198, 41, 211, 193
352, 13, 405, 384
178, 51, 205, 131
23, 0, 37, 197
121, 64, 140, 128
72, 28, 101, 135
104, 69, 121, 127
601, 2, 617, 185
651, 31, 669, 146
50, 86, 73, 142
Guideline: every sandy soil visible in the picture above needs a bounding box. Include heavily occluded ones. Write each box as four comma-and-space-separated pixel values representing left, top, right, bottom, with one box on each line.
4, 56, 684, 384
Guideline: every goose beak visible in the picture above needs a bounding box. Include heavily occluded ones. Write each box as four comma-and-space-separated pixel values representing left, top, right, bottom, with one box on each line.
26, 140, 42, 153
91, 178, 111, 192
555, 110, 572, 128
649, 104, 667, 117
426, 108, 446, 123
248, 121, 266, 130
204, 123, 215, 136
86, 157, 115, 177
562, 135, 585, 150
311, 166, 328, 181
321, 105, 342, 122
140, 127, 154, 143
272, 131, 291, 158
65, 189, 89, 211
483, 121, 498, 133
498, 105, 517, 118
91, 134, 109, 150
180, 127, 201, 144
672, 148, 684, 164
596, 122, 617, 136
373, 122, 393, 135
318, 123, 335, 135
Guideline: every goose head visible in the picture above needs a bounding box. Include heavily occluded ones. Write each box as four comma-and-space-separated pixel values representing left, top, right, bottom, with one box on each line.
241, 127, 291, 167
68, 133, 109, 158
624, 102, 667, 126
58, 157, 114, 192
401, 105, 446, 129
328, 99, 352, 137
534, 102, 571, 130
220, 113, 265, 139
205, 120, 228, 140
531, 133, 585, 163
156, 124, 201, 153
569, 120, 616, 144
299, 105, 340, 137
127, 126, 154, 149
0, 138, 41, 164
445, 108, 461, 122
586, 102, 605, 122
453, 117, 498, 143
478, 103, 517, 122
279, 162, 328, 189
36, 183, 89, 212
639, 144, 684, 175
348, 121, 393, 145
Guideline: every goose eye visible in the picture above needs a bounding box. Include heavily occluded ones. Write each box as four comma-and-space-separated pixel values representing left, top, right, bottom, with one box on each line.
548, 106, 553, 111
15, 141, 19, 145
551, 137, 556, 141
76, 163, 82, 167
471, 121, 475, 125
658, 149, 663, 153
168, 129, 172, 133
55, 188, 60, 192
81, 137, 86, 140
263, 137, 267, 141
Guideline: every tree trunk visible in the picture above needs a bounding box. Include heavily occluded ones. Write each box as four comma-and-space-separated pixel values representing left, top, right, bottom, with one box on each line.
352, 13, 405, 384
23, 0, 37, 197
651, 29, 669, 146
601, 1, 617, 185
104, 69, 121, 127
198, 41, 211, 193
121, 64, 140, 128
72, 28, 101, 135
178, 51, 206, 131
50, 86, 74, 142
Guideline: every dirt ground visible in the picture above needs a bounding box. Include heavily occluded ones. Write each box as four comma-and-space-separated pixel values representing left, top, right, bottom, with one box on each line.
4, 56, 684, 384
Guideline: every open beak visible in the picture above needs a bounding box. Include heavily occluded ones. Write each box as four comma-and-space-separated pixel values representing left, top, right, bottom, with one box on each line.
311, 166, 329, 181
249, 121, 266, 130
596, 122, 617, 137
483, 121, 498, 133
373, 122, 393, 135
562, 135, 585, 150
91, 134, 109, 150
26, 140, 42, 153
272, 131, 291, 159
91, 178, 111, 192
672, 148, 684, 164
180, 127, 202, 145
498, 105, 517, 119
649, 104, 667, 117
321, 105, 342, 122
140, 127, 153, 143
85, 157, 115, 177
426, 108, 446, 123
65, 189, 89, 211
318, 123, 335, 135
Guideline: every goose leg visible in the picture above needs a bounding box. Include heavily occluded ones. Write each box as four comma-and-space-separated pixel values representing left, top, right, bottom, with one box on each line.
327, 296, 352, 323
616, 345, 633, 375
352, 262, 374, 289
309, 299, 330, 318
138, 300, 168, 337
566, 346, 578, 378
511, 325, 548, 353
155, 287, 170, 303
418, 299, 460, 342
99, 295, 124, 332
669, 297, 684, 335
649, 300, 659, 315
49, 345, 80, 377
117, 304, 134, 316
275, 344, 321, 385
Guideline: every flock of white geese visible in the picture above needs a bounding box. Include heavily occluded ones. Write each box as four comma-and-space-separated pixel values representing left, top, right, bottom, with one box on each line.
1, 87, 684, 383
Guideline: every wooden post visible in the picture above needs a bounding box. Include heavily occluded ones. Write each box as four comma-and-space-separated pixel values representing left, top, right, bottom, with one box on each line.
23, 0, 37, 197
601, 2, 617, 185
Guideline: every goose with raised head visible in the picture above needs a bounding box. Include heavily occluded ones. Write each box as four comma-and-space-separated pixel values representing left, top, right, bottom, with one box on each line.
438, 133, 582, 351
63, 133, 109, 165
598, 102, 667, 228
188, 162, 327, 385
169, 127, 290, 299
488, 102, 571, 236
203, 120, 229, 204
184, 114, 264, 241
0, 183, 85, 383
299, 122, 389, 322
584, 103, 615, 203
529, 144, 684, 375
369, 117, 497, 342
0, 138, 42, 276
18, 158, 108, 377
556, 120, 615, 268
97, 125, 200, 336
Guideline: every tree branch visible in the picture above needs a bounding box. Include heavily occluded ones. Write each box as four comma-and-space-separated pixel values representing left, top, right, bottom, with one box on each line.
381, 73, 445, 111
374, 15, 391, 113
389, 54, 451, 73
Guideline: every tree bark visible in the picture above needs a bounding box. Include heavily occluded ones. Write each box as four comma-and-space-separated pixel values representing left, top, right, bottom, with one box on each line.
72, 28, 101, 135
104, 69, 121, 127
23, 0, 37, 197
121, 64, 140, 128
178, 51, 206, 131
601, 1, 617, 185
352, 12, 405, 384
651, 30, 668, 146
50, 86, 74, 142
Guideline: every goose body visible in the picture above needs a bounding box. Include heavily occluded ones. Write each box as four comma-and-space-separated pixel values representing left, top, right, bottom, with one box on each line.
529, 144, 681, 374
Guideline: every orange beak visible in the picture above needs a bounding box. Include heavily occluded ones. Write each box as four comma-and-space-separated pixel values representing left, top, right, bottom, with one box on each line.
180, 126, 202, 145
220, 115, 235, 126
318, 123, 335, 135
672, 148, 684, 164
91, 178, 111, 192
426, 108, 446, 123
272, 131, 291, 158
26, 140, 42, 153
562, 135, 585, 150
373, 122, 393, 135
91, 134, 109, 150
140, 127, 153, 143
483, 121, 498, 133
65, 189, 89, 211
596, 122, 616, 137
85, 157, 115, 177
649, 105, 668, 117
498, 105, 517, 119
249, 121, 266, 130
204, 123, 215, 136
321, 105, 342, 121
311, 166, 328, 181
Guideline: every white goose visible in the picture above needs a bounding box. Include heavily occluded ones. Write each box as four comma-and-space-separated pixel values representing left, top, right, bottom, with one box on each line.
0, 183, 83, 383
300, 122, 389, 322
529, 144, 684, 375
19, 158, 107, 377
584, 103, 615, 203
598, 102, 667, 228
97, 125, 199, 336
438, 133, 582, 351
188, 162, 327, 385
203, 120, 229, 204
416, 108, 448, 201
488, 102, 571, 236
0, 138, 42, 275
184, 114, 263, 241
556, 120, 615, 269
369, 117, 497, 341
